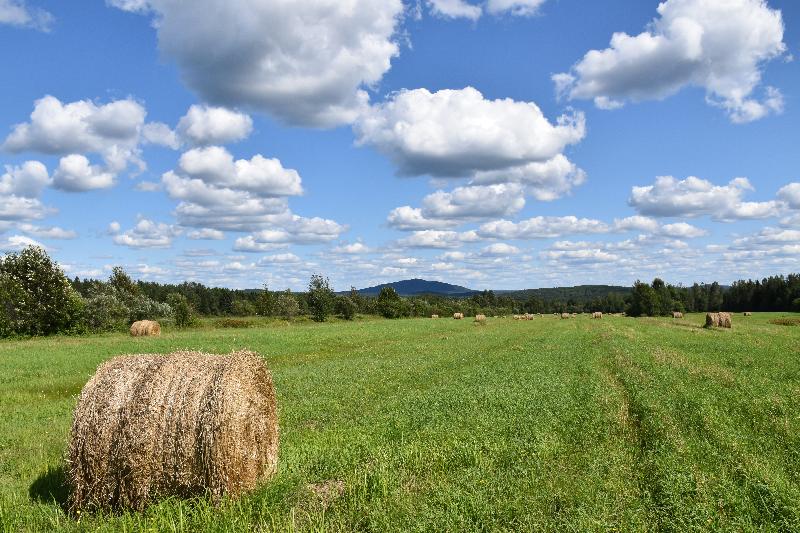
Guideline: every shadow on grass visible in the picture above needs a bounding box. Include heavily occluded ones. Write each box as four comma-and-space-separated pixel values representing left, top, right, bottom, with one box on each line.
29, 464, 69, 510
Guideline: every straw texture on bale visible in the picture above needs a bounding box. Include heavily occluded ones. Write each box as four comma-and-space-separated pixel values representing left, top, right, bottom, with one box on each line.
474, 314, 486, 324
129, 320, 161, 337
705, 312, 732, 329
592, 312, 602, 319
68, 350, 279, 512
453, 313, 464, 320
673, 312, 683, 319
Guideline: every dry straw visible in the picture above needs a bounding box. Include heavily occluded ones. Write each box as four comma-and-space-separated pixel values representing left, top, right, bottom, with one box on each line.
743, 312, 753, 316
129, 320, 161, 337
453, 313, 464, 320
431, 314, 439, 319
67, 350, 279, 512
592, 312, 602, 319
560, 313, 570, 319
705, 312, 732, 329
673, 312, 684, 319
474, 314, 487, 324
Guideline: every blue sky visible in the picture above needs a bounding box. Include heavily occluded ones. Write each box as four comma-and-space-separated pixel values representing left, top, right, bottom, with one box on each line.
1, 0, 798, 290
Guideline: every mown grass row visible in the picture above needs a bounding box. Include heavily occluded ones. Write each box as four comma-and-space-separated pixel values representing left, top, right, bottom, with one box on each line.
0, 313, 798, 531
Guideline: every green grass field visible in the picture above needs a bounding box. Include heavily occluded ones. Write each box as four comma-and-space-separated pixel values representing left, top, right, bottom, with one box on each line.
1, 313, 799, 532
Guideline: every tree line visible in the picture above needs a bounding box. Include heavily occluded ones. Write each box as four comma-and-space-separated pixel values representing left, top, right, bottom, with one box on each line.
1, 246, 798, 337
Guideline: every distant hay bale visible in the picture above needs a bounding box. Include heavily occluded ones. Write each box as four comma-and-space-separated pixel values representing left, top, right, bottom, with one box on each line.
129, 320, 161, 337
560, 313, 570, 319
743, 312, 753, 317
68, 350, 279, 512
705, 312, 732, 329
513, 314, 521, 320
673, 312, 684, 319
592, 312, 602, 319
474, 314, 486, 324
431, 314, 439, 319
453, 313, 464, 320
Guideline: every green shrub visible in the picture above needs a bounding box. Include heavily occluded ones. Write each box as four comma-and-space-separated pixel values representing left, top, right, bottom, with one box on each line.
377, 287, 408, 319
307, 274, 334, 322
213, 318, 254, 328
0, 246, 83, 336
336, 296, 357, 320
83, 290, 129, 332
167, 293, 195, 328
274, 290, 300, 320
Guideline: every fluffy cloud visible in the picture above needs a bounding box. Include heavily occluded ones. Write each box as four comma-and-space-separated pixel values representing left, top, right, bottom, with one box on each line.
112, 217, 180, 248
162, 146, 306, 231
386, 206, 461, 231
0, 161, 49, 197
233, 213, 346, 250
0, 234, 46, 251
427, 0, 545, 20
52, 155, 115, 192
3, 95, 149, 172
18, 223, 77, 239
177, 146, 302, 197
396, 229, 479, 249
421, 183, 525, 220
471, 154, 586, 201
0, 0, 53, 31
554, 0, 787, 123
481, 242, 520, 256
540, 248, 619, 264
478, 216, 609, 240
177, 105, 253, 146
0, 195, 51, 221
355, 87, 585, 177
332, 242, 372, 254
629, 176, 779, 220
428, 0, 482, 20
187, 228, 225, 240
660, 222, 708, 238
778, 183, 800, 209
110, 0, 404, 127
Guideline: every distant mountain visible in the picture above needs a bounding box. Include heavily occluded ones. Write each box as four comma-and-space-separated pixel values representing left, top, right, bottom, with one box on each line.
356, 279, 474, 296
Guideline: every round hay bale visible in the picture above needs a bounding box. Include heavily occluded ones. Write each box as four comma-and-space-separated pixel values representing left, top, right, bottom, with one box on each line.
474, 314, 486, 324
718, 312, 732, 328
743, 312, 753, 317
453, 313, 464, 320
560, 313, 570, 319
431, 314, 439, 319
129, 320, 161, 337
67, 350, 279, 512
592, 312, 603, 319
673, 312, 684, 319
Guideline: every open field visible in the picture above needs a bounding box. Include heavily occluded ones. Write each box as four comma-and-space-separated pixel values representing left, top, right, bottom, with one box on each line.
1, 313, 799, 531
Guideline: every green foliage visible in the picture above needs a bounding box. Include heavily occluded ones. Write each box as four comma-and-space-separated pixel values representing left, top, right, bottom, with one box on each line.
256, 283, 273, 316
274, 290, 300, 320
377, 286, 409, 319
307, 274, 334, 322
0, 246, 83, 336
167, 292, 195, 328
336, 296, 357, 320
231, 298, 256, 317
212, 318, 254, 328
627, 281, 657, 317
82, 289, 129, 332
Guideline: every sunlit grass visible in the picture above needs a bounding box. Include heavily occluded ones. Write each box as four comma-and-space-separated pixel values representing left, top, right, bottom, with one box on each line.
1, 313, 798, 531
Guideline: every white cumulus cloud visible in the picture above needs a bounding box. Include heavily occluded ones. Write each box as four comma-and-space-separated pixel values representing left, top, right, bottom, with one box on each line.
554, 0, 787, 123
110, 0, 404, 127
177, 105, 253, 146
0, 0, 53, 31
52, 155, 115, 192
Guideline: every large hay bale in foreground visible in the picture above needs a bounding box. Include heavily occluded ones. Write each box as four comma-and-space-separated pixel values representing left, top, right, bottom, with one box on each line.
129, 320, 161, 337
673, 312, 683, 319
68, 350, 279, 512
718, 312, 732, 328
453, 313, 464, 320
